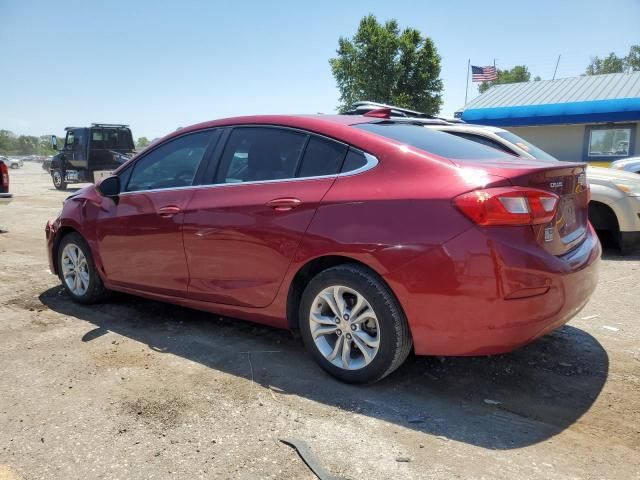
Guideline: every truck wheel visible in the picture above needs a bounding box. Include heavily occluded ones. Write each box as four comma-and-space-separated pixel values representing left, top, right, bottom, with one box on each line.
52, 169, 67, 190
10, 163, 18, 169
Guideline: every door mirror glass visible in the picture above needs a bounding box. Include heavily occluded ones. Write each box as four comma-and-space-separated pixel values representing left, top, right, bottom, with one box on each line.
50, 135, 58, 150
97, 175, 120, 197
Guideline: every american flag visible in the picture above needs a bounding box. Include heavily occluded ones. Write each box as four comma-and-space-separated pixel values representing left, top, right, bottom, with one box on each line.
471, 65, 497, 82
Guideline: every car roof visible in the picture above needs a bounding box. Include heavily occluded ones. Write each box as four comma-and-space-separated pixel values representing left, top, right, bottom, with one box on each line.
142, 114, 400, 161
425, 123, 508, 134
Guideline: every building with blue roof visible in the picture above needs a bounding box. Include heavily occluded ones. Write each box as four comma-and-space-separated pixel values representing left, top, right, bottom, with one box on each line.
456, 72, 640, 165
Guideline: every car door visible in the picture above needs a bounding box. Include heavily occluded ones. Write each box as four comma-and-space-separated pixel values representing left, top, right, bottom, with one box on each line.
95, 129, 219, 296
182, 126, 348, 307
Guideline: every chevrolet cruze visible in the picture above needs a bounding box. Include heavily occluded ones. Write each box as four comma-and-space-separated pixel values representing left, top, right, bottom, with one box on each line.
45, 112, 600, 383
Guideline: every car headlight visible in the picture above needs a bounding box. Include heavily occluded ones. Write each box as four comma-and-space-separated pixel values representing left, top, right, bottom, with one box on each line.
615, 182, 640, 197
611, 163, 625, 170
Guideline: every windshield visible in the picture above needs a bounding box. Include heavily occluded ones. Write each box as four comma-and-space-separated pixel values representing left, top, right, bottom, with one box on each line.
495, 131, 557, 162
355, 122, 513, 161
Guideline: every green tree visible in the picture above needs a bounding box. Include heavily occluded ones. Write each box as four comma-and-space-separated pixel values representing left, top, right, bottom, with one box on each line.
585, 52, 626, 75
136, 136, 150, 149
625, 45, 640, 72
329, 15, 443, 114
16, 136, 39, 155
0, 130, 16, 155
478, 65, 532, 94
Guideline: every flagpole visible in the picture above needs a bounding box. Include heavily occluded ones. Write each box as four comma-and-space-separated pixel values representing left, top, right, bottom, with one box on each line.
465, 59, 470, 105
552, 54, 561, 80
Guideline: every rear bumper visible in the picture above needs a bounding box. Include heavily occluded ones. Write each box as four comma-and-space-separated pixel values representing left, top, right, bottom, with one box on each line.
390, 225, 601, 356
0, 193, 12, 205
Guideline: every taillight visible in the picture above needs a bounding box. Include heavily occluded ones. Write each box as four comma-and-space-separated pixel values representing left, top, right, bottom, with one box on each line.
0, 162, 8, 189
453, 187, 559, 226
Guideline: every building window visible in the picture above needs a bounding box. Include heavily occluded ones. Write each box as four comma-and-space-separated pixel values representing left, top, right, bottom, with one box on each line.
585, 124, 635, 161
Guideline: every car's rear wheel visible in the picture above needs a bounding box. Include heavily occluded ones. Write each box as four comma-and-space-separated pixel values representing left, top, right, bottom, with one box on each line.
10, 163, 18, 169
299, 264, 412, 384
57, 233, 108, 304
52, 169, 67, 190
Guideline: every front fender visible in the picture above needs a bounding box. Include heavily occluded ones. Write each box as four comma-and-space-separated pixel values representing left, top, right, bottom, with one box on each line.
589, 183, 640, 232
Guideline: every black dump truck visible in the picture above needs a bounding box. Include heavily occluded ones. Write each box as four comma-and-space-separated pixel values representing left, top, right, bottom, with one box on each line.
49, 123, 136, 190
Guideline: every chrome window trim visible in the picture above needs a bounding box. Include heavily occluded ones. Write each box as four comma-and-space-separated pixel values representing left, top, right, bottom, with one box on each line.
118, 151, 378, 196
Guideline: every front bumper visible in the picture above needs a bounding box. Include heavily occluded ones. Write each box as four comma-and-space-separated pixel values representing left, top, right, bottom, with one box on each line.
45, 219, 59, 274
613, 195, 640, 232
0, 193, 12, 205
390, 225, 601, 356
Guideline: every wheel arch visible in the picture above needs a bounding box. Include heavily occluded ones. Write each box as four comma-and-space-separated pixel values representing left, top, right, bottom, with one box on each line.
588, 200, 619, 233
286, 255, 400, 333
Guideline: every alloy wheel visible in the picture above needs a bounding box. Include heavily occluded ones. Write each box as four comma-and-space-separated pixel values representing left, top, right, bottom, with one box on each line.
61, 243, 90, 296
309, 285, 380, 370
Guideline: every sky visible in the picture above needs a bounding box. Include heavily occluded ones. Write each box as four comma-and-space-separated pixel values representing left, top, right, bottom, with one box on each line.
1, 0, 639, 139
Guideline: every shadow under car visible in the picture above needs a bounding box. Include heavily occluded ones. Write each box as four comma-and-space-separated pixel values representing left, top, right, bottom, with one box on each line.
39, 286, 609, 450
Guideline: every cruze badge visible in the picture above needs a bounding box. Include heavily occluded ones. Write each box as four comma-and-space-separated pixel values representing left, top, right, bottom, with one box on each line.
549, 181, 563, 189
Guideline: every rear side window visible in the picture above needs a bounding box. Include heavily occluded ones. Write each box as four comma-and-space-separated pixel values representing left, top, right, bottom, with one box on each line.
341, 149, 368, 173
126, 130, 214, 192
298, 136, 347, 177
355, 123, 513, 161
216, 127, 307, 183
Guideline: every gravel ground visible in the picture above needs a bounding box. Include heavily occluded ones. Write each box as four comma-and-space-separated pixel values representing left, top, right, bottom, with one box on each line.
1, 163, 639, 480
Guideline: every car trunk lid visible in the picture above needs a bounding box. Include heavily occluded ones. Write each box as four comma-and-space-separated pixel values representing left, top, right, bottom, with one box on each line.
456, 159, 589, 256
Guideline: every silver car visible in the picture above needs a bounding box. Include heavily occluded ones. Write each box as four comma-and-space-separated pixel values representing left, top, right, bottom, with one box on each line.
0, 156, 23, 169
611, 156, 640, 174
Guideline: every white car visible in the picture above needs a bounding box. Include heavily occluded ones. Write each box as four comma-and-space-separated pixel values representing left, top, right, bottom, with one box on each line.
425, 124, 640, 254
0, 156, 23, 169
611, 156, 640, 174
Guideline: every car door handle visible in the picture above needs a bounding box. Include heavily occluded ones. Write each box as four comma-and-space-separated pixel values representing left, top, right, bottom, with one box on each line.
158, 205, 181, 217
267, 197, 302, 211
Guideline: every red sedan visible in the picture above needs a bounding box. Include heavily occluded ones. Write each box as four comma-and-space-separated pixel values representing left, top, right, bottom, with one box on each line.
45, 113, 600, 383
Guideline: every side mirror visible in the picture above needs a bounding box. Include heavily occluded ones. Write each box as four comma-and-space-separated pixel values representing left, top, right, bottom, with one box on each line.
97, 175, 120, 197
50, 135, 58, 150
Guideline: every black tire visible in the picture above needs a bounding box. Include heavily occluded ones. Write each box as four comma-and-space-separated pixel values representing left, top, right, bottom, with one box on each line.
57, 232, 109, 304
299, 264, 412, 384
10, 163, 18, 169
52, 169, 67, 190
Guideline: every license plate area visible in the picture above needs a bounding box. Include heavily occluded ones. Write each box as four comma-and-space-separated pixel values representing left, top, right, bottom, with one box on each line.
558, 196, 577, 235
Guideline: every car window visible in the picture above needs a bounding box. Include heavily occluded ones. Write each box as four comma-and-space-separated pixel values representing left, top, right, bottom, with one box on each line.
494, 131, 558, 162
215, 127, 307, 184
354, 122, 513, 161
446, 131, 518, 156
298, 136, 347, 177
126, 130, 214, 192
91, 128, 133, 150
65, 131, 75, 149
341, 149, 368, 173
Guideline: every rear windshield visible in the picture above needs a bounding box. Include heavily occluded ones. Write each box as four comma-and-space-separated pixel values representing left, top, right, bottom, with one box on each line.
495, 131, 558, 162
90, 128, 134, 150
355, 122, 512, 161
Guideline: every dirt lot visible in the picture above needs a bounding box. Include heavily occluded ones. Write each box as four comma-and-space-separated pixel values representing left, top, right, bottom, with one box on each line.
1, 162, 639, 480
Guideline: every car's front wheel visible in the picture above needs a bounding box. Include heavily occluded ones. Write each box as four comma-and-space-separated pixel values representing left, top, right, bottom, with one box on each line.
57, 233, 108, 304
299, 264, 412, 384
